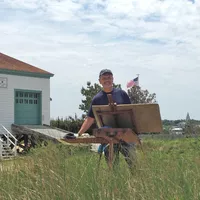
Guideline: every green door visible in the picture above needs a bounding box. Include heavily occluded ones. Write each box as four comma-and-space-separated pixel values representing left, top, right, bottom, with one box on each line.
15, 90, 42, 125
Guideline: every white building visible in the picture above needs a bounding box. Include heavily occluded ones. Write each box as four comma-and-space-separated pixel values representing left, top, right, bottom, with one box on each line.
0, 52, 54, 130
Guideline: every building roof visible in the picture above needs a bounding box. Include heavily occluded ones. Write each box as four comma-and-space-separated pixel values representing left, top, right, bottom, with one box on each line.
0, 52, 54, 78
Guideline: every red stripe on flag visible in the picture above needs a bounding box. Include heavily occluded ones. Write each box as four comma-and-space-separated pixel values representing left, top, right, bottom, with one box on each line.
126, 80, 135, 88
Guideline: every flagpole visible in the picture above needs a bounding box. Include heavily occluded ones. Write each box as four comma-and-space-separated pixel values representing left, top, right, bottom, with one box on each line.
136, 74, 140, 86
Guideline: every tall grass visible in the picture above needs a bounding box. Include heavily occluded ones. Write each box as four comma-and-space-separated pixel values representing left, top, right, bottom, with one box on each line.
0, 138, 200, 200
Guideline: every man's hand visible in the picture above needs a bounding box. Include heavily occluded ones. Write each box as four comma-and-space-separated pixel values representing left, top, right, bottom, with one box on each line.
78, 132, 82, 137
77, 117, 94, 137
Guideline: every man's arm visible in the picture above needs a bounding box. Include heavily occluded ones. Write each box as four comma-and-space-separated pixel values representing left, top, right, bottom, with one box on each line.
78, 117, 94, 136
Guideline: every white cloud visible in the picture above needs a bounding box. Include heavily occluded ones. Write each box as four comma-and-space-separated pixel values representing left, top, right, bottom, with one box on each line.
0, 0, 200, 119
1, 0, 40, 9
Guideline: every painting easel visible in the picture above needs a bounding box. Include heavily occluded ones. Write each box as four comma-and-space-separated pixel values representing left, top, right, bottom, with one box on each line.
61, 94, 163, 169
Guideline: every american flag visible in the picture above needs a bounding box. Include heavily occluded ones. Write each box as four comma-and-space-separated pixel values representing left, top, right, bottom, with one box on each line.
126, 77, 139, 88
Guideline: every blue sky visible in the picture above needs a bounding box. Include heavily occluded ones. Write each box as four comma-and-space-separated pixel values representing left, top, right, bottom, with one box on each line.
1, 0, 200, 120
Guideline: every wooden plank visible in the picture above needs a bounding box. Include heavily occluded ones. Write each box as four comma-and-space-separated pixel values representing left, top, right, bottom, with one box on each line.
92, 103, 163, 133
60, 137, 109, 144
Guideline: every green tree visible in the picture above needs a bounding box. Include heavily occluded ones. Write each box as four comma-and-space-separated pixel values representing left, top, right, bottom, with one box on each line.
79, 81, 121, 114
127, 86, 156, 104
50, 114, 84, 133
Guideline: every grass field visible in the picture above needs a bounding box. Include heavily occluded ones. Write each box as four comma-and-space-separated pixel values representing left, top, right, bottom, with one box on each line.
0, 137, 200, 200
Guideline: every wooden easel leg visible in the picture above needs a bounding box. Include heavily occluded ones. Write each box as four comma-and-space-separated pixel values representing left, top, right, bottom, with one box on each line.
138, 137, 145, 155
108, 140, 114, 169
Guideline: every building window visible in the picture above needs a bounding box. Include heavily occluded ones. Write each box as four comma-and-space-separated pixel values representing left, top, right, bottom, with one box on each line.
19, 99, 23, 104
24, 99, 28, 104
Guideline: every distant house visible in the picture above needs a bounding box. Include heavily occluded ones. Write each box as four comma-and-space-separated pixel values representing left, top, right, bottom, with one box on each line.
0, 52, 54, 130
177, 121, 186, 129
170, 127, 183, 135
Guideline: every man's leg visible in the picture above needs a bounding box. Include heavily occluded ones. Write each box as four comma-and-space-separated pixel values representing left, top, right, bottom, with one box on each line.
119, 142, 137, 169
104, 144, 120, 167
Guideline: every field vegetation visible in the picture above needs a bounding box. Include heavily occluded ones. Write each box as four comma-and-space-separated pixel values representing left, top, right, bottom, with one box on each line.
1, 137, 200, 200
